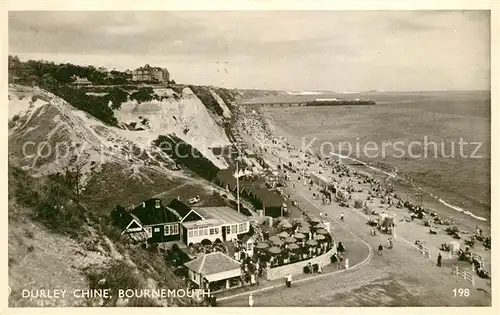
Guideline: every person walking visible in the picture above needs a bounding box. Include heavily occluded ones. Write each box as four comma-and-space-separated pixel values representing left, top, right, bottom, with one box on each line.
378, 242, 383, 255
251, 273, 256, 286
248, 293, 254, 307
437, 253, 442, 267
286, 273, 292, 288
340, 212, 344, 221
318, 262, 323, 274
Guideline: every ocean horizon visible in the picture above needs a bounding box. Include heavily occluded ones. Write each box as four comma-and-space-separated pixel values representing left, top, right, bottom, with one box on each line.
257, 90, 491, 230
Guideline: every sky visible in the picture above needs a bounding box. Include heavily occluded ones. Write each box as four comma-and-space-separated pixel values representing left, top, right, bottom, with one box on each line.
9, 10, 490, 92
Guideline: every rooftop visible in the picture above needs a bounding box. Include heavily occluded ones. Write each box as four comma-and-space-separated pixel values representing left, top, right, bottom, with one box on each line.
131, 198, 181, 226
182, 206, 249, 229
184, 251, 241, 276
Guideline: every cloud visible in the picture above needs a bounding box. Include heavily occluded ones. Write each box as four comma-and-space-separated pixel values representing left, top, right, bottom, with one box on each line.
8, 11, 490, 91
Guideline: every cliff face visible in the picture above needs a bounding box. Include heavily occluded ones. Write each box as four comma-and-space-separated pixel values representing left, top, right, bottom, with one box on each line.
113, 87, 230, 169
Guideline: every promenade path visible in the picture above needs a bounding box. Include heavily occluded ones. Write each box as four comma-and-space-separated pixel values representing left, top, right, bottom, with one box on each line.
217, 123, 490, 306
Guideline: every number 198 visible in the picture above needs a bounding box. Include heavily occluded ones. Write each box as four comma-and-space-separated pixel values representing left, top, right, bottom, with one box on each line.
453, 288, 470, 297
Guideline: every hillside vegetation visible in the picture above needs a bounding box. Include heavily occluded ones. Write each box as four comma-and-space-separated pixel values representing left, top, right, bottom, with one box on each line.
7, 56, 283, 307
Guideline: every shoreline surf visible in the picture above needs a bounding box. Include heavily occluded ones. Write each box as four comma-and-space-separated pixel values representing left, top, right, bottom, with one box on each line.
260, 108, 490, 233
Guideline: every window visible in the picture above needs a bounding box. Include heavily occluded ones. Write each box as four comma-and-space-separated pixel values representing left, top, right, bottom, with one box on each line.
238, 223, 247, 234
155, 200, 161, 208
209, 228, 216, 235
154, 227, 160, 233
145, 227, 152, 237
231, 225, 237, 234
193, 229, 199, 237
164, 225, 171, 236
173, 224, 179, 235
214, 228, 219, 234
188, 229, 194, 237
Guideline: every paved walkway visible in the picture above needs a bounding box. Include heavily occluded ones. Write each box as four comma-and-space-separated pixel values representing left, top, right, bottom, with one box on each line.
220, 120, 491, 306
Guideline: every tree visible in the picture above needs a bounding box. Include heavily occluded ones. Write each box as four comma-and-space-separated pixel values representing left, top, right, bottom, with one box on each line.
63, 153, 88, 205
41, 73, 58, 88
108, 87, 129, 110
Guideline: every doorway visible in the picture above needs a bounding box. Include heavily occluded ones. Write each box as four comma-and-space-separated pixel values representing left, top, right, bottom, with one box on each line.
222, 226, 227, 242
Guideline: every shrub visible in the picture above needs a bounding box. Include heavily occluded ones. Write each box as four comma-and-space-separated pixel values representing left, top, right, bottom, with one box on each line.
189, 85, 224, 116
130, 87, 154, 104
154, 135, 220, 181
48, 85, 118, 126
108, 87, 129, 110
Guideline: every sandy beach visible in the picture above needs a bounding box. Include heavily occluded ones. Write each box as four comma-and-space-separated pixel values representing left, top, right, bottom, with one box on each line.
220, 105, 491, 306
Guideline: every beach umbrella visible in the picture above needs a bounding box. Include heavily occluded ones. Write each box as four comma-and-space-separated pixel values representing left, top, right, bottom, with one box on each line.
316, 228, 328, 235
269, 236, 280, 243
306, 239, 318, 246
278, 231, 289, 238
256, 242, 269, 249
272, 239, 284, 246
268, 246, 282, 254
295, 233, 306, 239
314, 234, 326, 241
285, 236, 297, 244
316, 223, 328, 230
300, 220, 311, 228
279, 220, 293, 229
310, 217, 321, 224
288, 243, 300, 250
298, 226, 310, 234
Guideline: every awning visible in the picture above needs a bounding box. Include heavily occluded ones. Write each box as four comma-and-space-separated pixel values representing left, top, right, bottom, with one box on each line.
205, 269, 242, 283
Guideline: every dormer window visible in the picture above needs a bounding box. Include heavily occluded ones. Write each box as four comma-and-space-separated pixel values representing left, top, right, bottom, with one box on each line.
155, 200, 161, 209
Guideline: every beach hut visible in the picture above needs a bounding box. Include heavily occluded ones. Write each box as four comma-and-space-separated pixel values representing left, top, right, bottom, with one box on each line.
354, 199, 363, 209
378, 213, 395, 228
336, 190, 349, 202
448, 241, 461, 254
364, 204, 372, 215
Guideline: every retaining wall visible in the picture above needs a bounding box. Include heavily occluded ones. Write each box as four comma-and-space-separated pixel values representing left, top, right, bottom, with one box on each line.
265, 247, 337, 281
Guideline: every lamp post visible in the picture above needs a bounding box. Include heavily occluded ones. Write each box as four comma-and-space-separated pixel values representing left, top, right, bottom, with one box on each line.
236, 160, 241, 213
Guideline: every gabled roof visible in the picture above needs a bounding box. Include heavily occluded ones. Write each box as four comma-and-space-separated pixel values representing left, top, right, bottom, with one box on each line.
181, 206, 249, 229
238, 225, 255, 243
131, 198, 181, 226
167, 198, 191, 218
184, 251, 241, 276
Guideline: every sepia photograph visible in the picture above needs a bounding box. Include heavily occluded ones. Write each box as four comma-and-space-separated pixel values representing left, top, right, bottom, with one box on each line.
5, 4, 494, 309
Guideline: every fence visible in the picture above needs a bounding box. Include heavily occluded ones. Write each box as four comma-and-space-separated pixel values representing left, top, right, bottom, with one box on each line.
452, 266, 475, 286
415, 244, 431, 259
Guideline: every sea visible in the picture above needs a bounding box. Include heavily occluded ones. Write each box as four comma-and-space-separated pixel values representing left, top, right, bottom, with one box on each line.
255, 91, 491, 232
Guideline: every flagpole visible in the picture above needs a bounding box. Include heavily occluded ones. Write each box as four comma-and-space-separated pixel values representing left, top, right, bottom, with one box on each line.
236, 160, 240, 213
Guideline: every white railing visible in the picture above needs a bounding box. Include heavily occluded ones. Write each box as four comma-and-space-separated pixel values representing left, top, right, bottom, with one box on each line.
452, 266, 475, 286
415, 244, 431, 259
